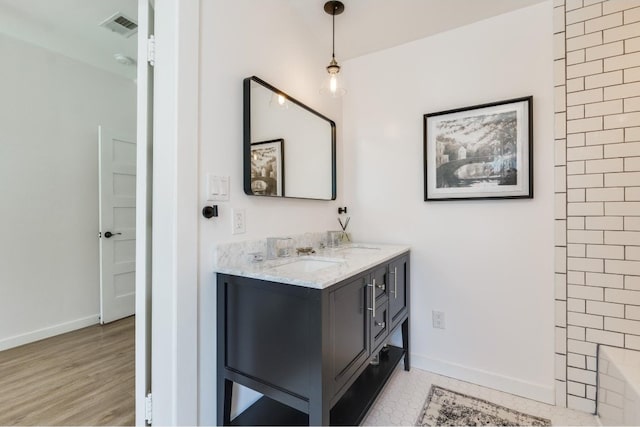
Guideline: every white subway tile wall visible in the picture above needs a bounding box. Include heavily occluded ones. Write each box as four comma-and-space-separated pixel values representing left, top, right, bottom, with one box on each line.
555, 0, 640, 412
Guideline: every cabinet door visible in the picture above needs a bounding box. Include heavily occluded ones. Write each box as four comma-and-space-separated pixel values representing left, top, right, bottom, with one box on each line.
224, 277, 313, 398
329, 274, 370, 394
388, 255, 409, 330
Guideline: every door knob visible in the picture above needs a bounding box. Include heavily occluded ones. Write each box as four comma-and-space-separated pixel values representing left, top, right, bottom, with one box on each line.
104, 231, 122, 238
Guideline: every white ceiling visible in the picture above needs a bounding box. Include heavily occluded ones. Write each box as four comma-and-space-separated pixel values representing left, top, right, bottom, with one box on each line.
0, 0, 137, 80
290, 0, 547, 61
0, 0, 545, 80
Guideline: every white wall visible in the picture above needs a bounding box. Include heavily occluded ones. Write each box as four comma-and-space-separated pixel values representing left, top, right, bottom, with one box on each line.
342, 2, 556, 403
198, 0, 343, 423
0, 33, 136, 350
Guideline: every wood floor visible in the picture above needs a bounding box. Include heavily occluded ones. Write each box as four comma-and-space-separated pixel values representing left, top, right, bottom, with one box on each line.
0, 316, 135, 426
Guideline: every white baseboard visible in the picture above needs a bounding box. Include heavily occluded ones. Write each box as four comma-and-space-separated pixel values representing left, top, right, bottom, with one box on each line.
411, 352, 555, 405
0, 315, 100, 352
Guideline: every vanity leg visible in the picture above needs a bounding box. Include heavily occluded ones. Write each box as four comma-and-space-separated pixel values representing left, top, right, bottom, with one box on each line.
217, 378, 233, 425
308, 291, 331, 426
402, 319, 410, 371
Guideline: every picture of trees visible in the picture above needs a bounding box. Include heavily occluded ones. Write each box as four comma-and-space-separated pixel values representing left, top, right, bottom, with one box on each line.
424, 97, 532, 201
434, 110, 518, 189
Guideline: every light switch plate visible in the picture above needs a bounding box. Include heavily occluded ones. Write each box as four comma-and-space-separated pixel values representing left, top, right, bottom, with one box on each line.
206, 174, 230, 201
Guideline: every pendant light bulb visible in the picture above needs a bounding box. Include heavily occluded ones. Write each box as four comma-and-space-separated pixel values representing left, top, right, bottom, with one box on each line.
322, 56, 345, 97
321, 1, 346, 97
269, 92, 289, 109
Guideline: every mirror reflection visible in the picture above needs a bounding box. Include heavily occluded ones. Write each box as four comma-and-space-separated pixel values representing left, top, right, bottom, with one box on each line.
243, 76, 336, 200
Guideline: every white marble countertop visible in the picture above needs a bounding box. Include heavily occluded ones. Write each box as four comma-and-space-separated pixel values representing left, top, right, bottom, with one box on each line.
215, 243, 410, 289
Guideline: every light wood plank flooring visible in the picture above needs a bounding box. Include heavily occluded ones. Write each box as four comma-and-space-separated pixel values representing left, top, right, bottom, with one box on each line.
0, 316, 135, 426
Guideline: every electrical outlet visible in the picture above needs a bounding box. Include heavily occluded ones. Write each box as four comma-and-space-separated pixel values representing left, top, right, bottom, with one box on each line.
231, 209, 246, 234
432, 310, 445, 329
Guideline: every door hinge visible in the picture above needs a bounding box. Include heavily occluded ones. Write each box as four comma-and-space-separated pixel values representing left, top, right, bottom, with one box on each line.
145, 393, 153, 425
147, 35, 156, 66
97, 232, 102, 238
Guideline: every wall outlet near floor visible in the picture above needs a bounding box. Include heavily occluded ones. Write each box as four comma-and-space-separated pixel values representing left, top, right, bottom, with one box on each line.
231, 209, 246, 234
432, 310, 446, 329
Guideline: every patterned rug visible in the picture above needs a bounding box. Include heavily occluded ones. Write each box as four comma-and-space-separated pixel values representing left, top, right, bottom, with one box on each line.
416, 386, 552, 426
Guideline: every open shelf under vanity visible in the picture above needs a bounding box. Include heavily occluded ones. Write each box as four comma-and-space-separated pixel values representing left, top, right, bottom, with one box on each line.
230, 346, 405, 426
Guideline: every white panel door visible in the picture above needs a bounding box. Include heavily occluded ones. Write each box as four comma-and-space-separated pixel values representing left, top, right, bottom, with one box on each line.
99, 125, 136, 324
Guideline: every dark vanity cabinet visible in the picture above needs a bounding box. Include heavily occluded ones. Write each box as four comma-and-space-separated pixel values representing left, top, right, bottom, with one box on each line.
216, 252, 410, 426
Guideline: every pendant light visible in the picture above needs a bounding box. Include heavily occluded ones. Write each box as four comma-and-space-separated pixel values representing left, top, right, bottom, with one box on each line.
269, 92, 289, 109
320, 1, 346, 97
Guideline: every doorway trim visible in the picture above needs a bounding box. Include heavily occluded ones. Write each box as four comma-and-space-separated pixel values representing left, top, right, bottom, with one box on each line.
135, 0, 154, 425
146, 0, 200, 425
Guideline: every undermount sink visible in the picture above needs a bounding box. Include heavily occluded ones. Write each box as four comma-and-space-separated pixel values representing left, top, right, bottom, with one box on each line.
268, 257, 344, 274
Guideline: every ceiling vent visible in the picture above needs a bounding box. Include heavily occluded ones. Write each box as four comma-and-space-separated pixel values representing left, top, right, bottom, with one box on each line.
99, 12, 138, 38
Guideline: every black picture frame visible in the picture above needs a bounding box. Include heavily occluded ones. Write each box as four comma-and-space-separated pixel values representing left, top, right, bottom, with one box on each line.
424, 96, 533, 201
250, 139, 284, 197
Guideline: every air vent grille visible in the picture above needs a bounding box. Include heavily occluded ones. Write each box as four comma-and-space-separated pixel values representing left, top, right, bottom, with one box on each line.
114, 15, 137, 30
99, 12, 138, 38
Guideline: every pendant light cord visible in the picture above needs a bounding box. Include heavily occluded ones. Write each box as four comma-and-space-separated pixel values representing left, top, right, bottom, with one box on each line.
332, 7, 336, 60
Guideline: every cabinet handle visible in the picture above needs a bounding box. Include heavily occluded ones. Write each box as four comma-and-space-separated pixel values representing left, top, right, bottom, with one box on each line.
376, 282, 386, 291
375, 321, 385, 328
393, 267, 398, 299
390, 267, 398, 298
367, 279, 376, 318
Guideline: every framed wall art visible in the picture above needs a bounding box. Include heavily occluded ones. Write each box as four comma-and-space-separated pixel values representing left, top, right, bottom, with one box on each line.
424, 96, 533, 201
250, 138, 284, 197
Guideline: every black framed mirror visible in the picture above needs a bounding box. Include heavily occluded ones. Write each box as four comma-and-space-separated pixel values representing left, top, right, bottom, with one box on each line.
243, 76, 336, 200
